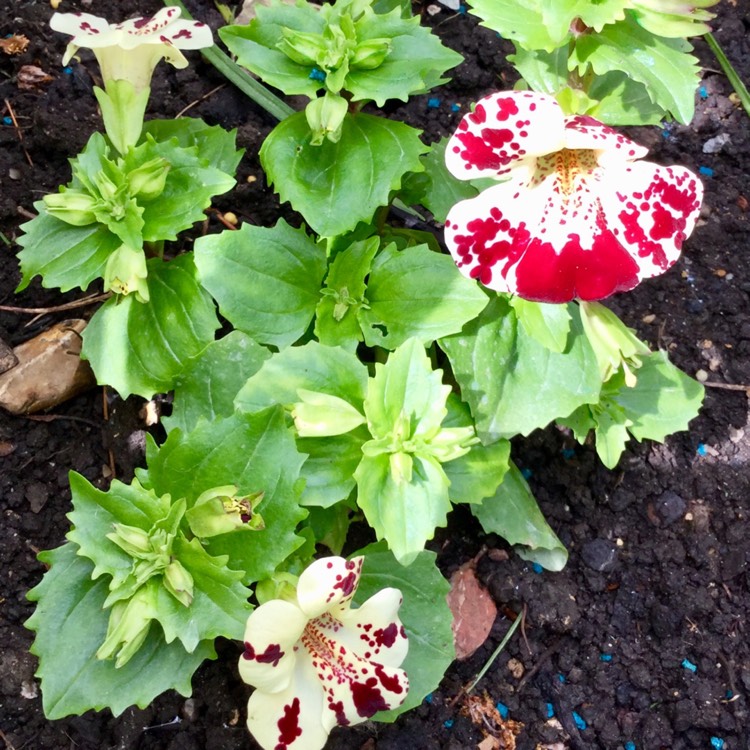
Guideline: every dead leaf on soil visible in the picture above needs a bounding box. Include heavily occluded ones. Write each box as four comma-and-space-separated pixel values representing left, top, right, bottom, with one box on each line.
0, 337, 18, 375
0, 35, 29, 55
448, 561, 497, 660
460, 692, 523, 750
0, 319, 95, 415
17, 65, 54, 91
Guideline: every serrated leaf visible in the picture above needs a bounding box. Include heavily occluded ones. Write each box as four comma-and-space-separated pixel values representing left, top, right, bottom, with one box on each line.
81, 255, 220, 398
594, 408, 632, 469
315, 238, 380, 351
466, 0, 566, 51
440, 296, 601, 440
417, 137, 479, 223
614, 350, 704, 443
261, 111, 427, 237
235, 341, 369, 414
541, 0, 626, 39
585, 71, 665, 125
195, 220, 327, 348
444, 440, 511, 504
509, 298, 571, 353
347, 10, 463, 106
359, 243, 489, 349
354, 544, 454, 720
570, 13, 700, 123
141, 118, 243, 176
472, 462, 568, 571
219, 5, 325, 99
143, 409, 306, 585
165, 332, 271, 434
508, 46, 569, 95
354, 453, 452, 565
16, 204, 121, 293
26, 543, 215, 720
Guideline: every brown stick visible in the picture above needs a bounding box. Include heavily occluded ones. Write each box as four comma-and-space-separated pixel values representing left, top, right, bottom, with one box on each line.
175, 83, 226, 118
0, 293, 111, 315
3, 98, 33, 167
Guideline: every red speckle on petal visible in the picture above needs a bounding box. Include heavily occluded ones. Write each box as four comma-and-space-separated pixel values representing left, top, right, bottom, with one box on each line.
333, 571, 357, 596
351, 678, 390, 718
494, 98, 519, 121
275, 698, 302, 750
374, 663, 404, 695
172, 28, 193, 40
242, 641, 285, 667
469, 103, 487, 125
132, 16, 152, 29
372, 623, 398, 648
328, 699, 349, 726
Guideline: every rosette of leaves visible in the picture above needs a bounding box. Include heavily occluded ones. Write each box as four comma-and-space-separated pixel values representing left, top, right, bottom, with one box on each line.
233, 338, 511, 564
16, 119, 241, 397
220, 0, 462, 236
466, 0, 710, 125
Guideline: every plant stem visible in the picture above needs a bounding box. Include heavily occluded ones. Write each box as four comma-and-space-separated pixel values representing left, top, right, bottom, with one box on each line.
466, 612, 522, 694
704, 32, 750, 120
165, 0, 295, 121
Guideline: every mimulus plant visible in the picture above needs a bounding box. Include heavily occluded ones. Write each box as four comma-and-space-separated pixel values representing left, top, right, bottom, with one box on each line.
444, 91, 704, 303
240, 556, 408, 750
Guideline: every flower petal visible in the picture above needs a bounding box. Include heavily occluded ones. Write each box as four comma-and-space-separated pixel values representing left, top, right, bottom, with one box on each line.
336, 588, 409, 668
445, 91, 565, 181
246, 657, 330, 750
117, 8, 213, 51
50, 12, 121, 49
563, 114, 649, 164
600, 160, 703, 280
300, 614, 409, 731
297, 556, 364, 620
239, 600, 307, 693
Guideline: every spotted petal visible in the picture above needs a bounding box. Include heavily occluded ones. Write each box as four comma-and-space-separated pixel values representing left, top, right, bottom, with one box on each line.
336, 588, 409, 668
445, 150, 703, 303
445, 91, 565, 181
239, 600, 306, 694
296, 556, 364, 620
247, 656, 329, 750
116, 7, 213, 51
50, 12, 119, 48
562, 115, 649, 165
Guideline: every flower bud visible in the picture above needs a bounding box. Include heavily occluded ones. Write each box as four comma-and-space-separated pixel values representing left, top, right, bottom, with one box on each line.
276, 28, 327, 67
43, 190, 99, 226
292, 388, 365, 437
186, 485, 266, 538
350, 38, 391, 70
126, 156, 170, 201
163, 559, 194, 607
97, 584, 158, 668
305, 93, 349, 146
106, 522, 152, 557
103, 244, 150, 303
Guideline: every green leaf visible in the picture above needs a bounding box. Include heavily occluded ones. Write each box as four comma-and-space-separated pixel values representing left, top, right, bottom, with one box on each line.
359, 243, 489, 349
614, 350, 704, 443
235, 341, 369, 414
472, 462, 568, 571
132, 136, 236, 243
347, 10, 463, 106
143, 409, 307, 585
440, 296, 601, 440
444, 440, 511, 504
315, 238, 380, 351
416, 137, 479, 223
541, 0, 626, 38
353, 544, 454, 721
585, 71, 665, 125
509, 297, 571, 353
354, 453, 452, 565
195, 220, 327, 348
466, 0, 567, 51
508, 46, 569, 95
165, 332, 271, 434
297, 427, 368, 507
26, 543, 215, 720
141, 118, 243, 177
16, 204, 121, 293
81, 255, 220, 398
570, 13, 700, 123
219, 5, 325, 98
261, 111, 427, 237
593, 406, 632, 469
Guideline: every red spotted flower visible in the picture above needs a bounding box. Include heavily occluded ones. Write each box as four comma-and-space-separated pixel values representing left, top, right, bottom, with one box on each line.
444, 91, 703, 303
239, 556, 408, 750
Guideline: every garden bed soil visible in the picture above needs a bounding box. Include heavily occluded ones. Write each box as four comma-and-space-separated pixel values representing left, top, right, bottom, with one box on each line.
1, 2, 749, 749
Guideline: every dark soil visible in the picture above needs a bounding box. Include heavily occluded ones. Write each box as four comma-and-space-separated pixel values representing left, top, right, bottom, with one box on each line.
1, 2, 749, 749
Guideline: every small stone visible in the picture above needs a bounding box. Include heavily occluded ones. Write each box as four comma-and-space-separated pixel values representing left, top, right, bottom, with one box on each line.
654, 491, 686, 526
581, 539, 617, 573
729, 427, 744, 443
26, 482, 49, 513
702, 133, 730, 154
182, 698, 198, 721
642, 314, 656, 324
695, 369, 708, 382
507, 657, 524, 678
21, 680, 38, 699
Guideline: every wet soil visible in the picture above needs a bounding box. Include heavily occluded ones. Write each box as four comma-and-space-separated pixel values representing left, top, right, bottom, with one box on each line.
1, 1, 749, 749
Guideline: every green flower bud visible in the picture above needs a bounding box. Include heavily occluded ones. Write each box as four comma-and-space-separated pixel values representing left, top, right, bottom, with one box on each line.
163, 559, 194, 607
305, 93, 349, 146
97, 584, 158, 668
126, 156, 170, 201
103, 244, 149, 303
426, 425, 478, 463
277, 28, 327, 67
292, 388, 365, 437
186, 485, 266, 538
389, 450, 413, 485
42, 190, 100, 226
350, 38, 391, 70
106, 522, 152, 558
255, 572, 299, 605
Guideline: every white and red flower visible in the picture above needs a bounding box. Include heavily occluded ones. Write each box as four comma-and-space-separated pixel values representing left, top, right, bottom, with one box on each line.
50, 7, 212, 90
240, 556, 409, 750
444, 91, 703, 303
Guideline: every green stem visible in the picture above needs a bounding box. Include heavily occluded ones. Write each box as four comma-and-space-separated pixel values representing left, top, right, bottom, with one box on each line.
704, 32, 750, 120
165, 0, 295, 121
466, 612, 522, 694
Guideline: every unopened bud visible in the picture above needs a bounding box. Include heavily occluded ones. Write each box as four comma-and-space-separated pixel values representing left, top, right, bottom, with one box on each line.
163, 559, 194, 607
43, 190, 99, 226
107, 522, 152, 558
104, 244, 149, 303
351, 38, 391, 70
277, 28, 326, 67
292, 388, 365, 437
306, 92, 348, 146
126, 156, 170, 201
